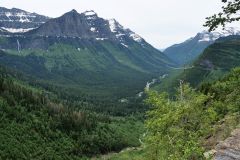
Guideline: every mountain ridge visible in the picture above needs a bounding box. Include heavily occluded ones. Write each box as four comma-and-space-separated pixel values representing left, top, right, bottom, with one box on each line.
164, 27, 240, 66
179, 35, 240, 86
0, 6, 50, 33
27, 9, 148, 48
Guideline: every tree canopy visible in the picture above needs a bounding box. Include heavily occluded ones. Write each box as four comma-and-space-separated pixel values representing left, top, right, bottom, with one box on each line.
204, 0, 240, 31
145, 68, 240, 159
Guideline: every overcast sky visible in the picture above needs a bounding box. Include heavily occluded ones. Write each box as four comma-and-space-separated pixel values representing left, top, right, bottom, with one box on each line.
1, 0, 225, 48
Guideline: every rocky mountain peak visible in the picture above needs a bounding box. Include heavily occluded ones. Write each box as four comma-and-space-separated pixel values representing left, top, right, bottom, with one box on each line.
70, 9, 78, 13
62, 9, 81, 18
57, 9, 99, 21
27, 9, 145, 46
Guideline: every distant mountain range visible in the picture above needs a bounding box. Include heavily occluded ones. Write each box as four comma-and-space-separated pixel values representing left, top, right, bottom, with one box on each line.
164, 28, 240, 66
0, 8, 174, 98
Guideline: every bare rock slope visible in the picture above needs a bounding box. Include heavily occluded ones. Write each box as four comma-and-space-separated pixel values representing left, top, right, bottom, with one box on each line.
215, 128, 240, 160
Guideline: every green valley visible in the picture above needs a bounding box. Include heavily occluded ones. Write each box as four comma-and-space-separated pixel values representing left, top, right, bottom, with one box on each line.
1, 1, 240, 159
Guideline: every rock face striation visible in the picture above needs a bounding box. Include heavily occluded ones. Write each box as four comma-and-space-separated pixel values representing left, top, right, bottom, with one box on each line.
0, 7, 49, 33
214, 128, 240, 160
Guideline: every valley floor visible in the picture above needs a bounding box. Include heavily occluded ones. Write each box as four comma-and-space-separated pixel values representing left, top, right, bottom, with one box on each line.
93, 147, 144, 160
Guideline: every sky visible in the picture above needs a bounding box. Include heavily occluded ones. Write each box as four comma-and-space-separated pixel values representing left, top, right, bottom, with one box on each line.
1, 0, 225, 48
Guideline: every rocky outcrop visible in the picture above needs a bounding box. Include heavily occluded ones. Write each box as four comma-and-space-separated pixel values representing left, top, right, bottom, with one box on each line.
215, 128, 240, 160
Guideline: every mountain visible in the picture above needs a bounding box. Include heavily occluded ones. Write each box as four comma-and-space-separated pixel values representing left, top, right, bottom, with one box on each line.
164, 27, 240, 66
0, 7, 49, 33
28, 10, 150, 46
0, 9, 174, 98
180, 35, 240, 86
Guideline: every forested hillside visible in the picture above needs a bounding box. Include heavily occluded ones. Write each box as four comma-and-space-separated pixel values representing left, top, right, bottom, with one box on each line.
0, 66, 146, 159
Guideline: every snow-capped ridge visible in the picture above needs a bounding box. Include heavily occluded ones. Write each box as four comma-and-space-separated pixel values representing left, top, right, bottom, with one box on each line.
107, 18, 144, 43
70, 9, 78, 13
129, 33, 143, 43
90, 27, 97, 32
83, 10, 97, 16
198, 27, 240, 42
108, 19, 124, 33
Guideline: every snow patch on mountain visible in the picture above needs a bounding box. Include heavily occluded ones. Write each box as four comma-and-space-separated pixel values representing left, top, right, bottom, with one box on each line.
1, 27, 35, 33
84, 10, 97, 16
96, 38, 108, 41
108, 19, 144, 43
130, 33, 143, 42
198, 27, 240, 42
116, 33, 125, 38
108, 19, 120, 33
17, 12, 32, 22
90, 27, 97, 32
121, 43, 129, 48
0, 11, 37, 23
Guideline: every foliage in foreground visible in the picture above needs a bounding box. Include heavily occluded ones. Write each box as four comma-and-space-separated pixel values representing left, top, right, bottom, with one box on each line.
145, 67, 240, 160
